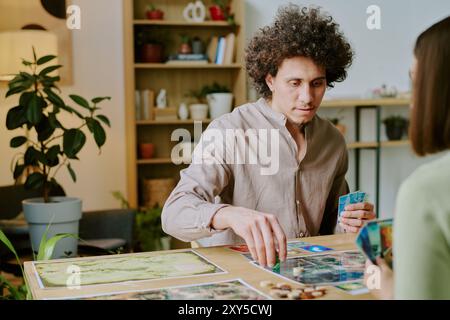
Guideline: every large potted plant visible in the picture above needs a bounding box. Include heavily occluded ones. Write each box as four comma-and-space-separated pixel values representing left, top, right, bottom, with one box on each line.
202, 82, 233, 119
5, 48, 111, 258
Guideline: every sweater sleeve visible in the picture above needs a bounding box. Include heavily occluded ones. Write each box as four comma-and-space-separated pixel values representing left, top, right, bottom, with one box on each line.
394, 177, 450, 299
161, 120, 233, 242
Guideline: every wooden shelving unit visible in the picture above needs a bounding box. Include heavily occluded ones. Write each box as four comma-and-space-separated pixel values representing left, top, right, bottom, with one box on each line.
123, 0, 246, 208
322, 98, 411, 217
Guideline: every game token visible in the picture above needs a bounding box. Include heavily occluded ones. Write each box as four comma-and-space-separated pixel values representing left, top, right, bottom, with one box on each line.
300, 292, 314, 300
315, 286, 327, 291
293, 267, 304, 276
270, 289, 288, 298
304, 287, 315, 293
312, 291, 323, 297
276, 283, 292, 291
259, 280, 275, 288
287, 291, 301, 300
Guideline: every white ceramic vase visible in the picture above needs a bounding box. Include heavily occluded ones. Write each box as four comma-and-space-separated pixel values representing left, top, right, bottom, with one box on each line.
189, 103, 208, 120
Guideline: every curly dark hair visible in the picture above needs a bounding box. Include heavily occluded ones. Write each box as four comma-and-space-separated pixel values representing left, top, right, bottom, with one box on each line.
245, 4, 354, 99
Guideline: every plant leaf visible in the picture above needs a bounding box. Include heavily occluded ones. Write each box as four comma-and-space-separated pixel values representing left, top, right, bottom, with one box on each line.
63, 129, 86, 159
38, 233, 76, 261
24, 172, 45, 190
60, 104, 84, 119
6, 106, 27, 130
91, 96, 111, 104
5, 85, 26, 98
89, 119, 106, 148
69, 94, 91, 110
24, 146, 39, 166
37, 55, 56, 65
36, 115, 55, 142
67, 163, 76, 182
46, 145, 60, 167
38, 65, 62, 77
26, 95, 45, 125
10, 136, 28, 148
96, 115, 111, 127
44, 88, 65, 108
13, 164, 26, 180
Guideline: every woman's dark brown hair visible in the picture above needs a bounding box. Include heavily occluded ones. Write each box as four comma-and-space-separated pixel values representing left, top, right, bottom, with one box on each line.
411, 16, 450, 156
245, 4, 353, 99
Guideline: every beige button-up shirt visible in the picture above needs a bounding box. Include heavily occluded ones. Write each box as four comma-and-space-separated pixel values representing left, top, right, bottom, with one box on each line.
162, 98, 349, 246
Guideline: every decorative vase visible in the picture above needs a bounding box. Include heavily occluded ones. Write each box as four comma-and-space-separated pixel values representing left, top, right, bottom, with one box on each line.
192, 38, 204, 54
146, 10, 164, 20
139, 143, 155, 159
206, 93, 233, 119
141, 43, 164, 63
189, 103, 208, 120
178, 103, 189, 120
23, 197, 82, 259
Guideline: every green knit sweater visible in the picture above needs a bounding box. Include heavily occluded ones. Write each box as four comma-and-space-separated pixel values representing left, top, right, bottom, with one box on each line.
394, 152, 450, 299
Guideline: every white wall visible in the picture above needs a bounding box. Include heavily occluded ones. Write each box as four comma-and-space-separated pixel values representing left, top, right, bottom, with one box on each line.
0, 0, 126, 211
245, 0, 450, 217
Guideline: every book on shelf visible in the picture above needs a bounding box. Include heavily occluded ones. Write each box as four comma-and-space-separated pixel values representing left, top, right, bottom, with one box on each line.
207, 33, 236, 65
138, 89, 155, 120
215, 36, 226, 64
165, 60, 208, 65
207, 36, 219, 63
223, 33, 236, 65
166, 53, 209, 65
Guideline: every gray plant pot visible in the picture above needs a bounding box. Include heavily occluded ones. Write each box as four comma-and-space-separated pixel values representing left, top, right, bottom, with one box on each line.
22, 197, 82, 259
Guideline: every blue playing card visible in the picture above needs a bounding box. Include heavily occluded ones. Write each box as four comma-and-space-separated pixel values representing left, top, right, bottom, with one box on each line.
300, 245, 333, 253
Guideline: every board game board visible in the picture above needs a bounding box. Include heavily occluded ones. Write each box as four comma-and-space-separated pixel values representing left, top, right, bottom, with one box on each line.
253, 250, 366, 285
32, 250, 225, 288
50, 279, 270, 300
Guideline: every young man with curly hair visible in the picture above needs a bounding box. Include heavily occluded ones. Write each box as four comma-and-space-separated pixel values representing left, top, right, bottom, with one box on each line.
162, 4, 376, 267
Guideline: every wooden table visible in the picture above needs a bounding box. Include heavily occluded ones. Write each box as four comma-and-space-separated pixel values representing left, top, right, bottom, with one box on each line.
24, 233, 374, 300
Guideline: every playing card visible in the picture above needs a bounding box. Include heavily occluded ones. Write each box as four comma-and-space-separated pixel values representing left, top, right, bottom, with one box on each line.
366, 220, 381, 257
338, 191, 368, 218
300, 245, 333, 253
379, 219, 393, 268
355, 225, 377, 264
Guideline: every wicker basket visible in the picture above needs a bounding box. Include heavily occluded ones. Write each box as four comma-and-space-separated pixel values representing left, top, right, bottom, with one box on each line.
142, 178, 176, 208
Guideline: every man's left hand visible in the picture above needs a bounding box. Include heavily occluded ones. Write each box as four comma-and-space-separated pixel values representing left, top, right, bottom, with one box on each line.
339, 202, 376, 233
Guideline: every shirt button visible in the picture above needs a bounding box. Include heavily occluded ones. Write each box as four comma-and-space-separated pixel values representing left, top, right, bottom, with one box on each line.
296, 200, 300, 206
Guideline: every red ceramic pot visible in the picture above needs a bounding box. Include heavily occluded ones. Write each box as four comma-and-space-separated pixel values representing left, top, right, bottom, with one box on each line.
146, 10, 164, 20
209, 5, 229, 21
141, 43, 163, 63
139, 143, 155, 159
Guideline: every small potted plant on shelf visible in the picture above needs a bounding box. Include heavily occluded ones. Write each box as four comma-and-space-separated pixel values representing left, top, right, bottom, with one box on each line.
145, 4, 164, 20
202, 82, 233, 119
136, 31, 165, 63
382, 115, 408, 140
179, 34, 192, 54
5, 48, 111, 258
209, 0, 235, 24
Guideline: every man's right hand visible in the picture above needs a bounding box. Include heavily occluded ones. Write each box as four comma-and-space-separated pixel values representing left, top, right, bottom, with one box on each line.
211, 206, 287, 268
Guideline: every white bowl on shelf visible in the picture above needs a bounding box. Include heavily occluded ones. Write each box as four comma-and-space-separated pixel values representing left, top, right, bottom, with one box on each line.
189, 103, 208, 120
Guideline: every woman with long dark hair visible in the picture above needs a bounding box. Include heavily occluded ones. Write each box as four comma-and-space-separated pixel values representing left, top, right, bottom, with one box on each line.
369, 16, 450, 300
